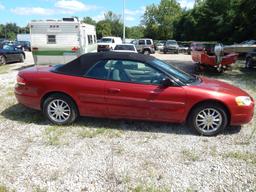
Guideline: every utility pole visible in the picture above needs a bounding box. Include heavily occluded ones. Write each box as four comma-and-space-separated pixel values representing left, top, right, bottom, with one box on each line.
123, 0, 125, 43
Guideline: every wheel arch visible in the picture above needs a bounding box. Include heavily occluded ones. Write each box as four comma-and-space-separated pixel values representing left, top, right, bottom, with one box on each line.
186, 99, 231, 125
40, 91, 80, 115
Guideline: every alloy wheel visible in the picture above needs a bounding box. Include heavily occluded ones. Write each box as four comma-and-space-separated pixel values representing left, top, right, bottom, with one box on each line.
195, 108, 222, 134
47, 99, 71, 123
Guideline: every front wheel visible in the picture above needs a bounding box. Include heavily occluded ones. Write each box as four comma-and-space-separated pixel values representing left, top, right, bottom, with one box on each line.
188, 103, 228, 136
43, 94, 78, 125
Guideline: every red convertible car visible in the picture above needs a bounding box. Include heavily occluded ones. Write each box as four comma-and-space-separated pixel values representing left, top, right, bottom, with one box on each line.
15, 52, 254, 136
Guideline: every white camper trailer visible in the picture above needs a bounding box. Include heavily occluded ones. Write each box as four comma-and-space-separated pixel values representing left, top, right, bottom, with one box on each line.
30, 18, 97, 65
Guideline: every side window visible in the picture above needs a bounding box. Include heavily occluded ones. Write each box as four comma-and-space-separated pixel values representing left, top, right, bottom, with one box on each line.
87, 35, 93, 44
85, 60, 111, 80
109, 60, 165, 85
47, 35, 56, 44
146, 40, 152, 45
138, 40, 145, 45
94, 35, 96, 43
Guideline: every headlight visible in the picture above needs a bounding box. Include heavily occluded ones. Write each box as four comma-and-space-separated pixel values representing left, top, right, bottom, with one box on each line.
235, 96, 252, 106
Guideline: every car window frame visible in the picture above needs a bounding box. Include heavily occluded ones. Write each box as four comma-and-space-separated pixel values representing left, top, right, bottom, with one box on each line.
107, 59, 169, 86
83, 59, 182, 86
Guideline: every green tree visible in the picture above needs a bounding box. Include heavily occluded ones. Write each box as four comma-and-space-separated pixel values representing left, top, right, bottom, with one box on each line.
82, 17, 96, 25
142, 0, 182, 40
96, 21, 112, 38
126, 26, 145, 39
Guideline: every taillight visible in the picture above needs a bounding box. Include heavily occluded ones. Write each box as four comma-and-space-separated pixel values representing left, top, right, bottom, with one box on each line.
72, 47, 79, 52
32, 47, 38, 51
16, 75, 26, 86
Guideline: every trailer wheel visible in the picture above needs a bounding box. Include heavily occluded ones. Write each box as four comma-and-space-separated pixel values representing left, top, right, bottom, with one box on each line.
245, 57, 253, 69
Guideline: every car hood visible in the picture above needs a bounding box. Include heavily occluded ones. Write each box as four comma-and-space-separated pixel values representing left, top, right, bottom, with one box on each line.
97, 43, 111, 46
194, 77, 250, 97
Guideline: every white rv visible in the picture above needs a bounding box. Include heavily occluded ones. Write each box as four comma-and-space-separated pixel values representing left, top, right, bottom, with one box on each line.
30, 18, 97, 65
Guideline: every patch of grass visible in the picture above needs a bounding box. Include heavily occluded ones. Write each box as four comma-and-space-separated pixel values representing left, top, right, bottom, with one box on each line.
182, 149, 200, 162
132, 184, 169, 192
45, 125, 67, 145
79, 127, 123, 138
33, 187, 47, 192
0, 104, 45, 124
0, 185, 8, 192
0, 65, 11, 74
186, 187, 198, 192
210, 146, 217, 157
223, 151, 256, 164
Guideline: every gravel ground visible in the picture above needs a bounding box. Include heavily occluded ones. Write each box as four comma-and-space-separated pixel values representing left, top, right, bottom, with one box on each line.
0, 52, 255, 192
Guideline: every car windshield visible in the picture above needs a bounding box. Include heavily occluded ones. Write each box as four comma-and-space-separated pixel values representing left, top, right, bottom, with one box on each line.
114, 45, 135, 51
151, 59, 197, 84
101, 38, 112, 43
166, 41, 177, 45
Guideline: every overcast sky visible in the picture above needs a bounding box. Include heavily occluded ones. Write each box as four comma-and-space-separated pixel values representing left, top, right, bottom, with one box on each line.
0, 0, 195, 27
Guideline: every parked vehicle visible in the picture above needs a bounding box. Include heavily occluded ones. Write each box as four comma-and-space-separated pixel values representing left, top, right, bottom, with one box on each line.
163, 40, 179, 54
191, 42, 238, 72
132, 39, 155, 55
112, 44, 137, 53
30, 18, 97, 65
155, 40, 166, 52
16, 34, 31, 43
97, 37, 122, 52
14, 41, 31, 51
224, 40, 256, 55
245, 48, 256, 68
15, 52, 254, 136
178, 42, 191, 54
0, 44, 25, 65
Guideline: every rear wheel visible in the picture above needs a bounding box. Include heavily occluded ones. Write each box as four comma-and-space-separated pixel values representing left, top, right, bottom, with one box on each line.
188, 103, 228, 136
43, 94, 78, 125
143, 49, 150, 55
0, 56, 6, 65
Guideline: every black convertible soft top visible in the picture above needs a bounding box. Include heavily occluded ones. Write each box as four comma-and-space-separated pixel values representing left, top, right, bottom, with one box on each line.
54, 52, 155, 76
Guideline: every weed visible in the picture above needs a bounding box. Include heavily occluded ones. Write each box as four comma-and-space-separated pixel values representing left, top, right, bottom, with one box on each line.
182, 149, 200, 162
223, 151, 256, 164
0, 185, 8, 192
45, 126, 66, 145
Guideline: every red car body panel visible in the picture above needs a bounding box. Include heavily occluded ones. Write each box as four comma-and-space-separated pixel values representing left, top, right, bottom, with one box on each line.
15, 66, 254, 126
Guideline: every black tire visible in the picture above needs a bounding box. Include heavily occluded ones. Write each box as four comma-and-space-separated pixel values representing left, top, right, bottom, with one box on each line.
245, 57, 253, 69
43, 94, 78, 125
187, 103, 228, 136
143, 49, 150, 55
0, 55, 6, 65
20, 54, 25, 63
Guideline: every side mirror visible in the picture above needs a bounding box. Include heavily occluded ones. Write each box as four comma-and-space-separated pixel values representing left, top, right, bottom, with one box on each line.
160, 78, 173, 87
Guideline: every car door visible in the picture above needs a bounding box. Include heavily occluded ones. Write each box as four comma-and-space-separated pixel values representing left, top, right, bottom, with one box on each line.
105, 60, 186, 122
137, 40, 145, 53
2, 45, 13, 62
76, 60, 110, 117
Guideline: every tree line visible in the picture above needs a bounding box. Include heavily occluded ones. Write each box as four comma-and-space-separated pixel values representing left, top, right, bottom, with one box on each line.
1, 0, 255, 43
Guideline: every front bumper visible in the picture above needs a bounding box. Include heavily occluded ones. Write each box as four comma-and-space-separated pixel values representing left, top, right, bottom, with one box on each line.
164, 47, 178, 52
230, 104, 254, 125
